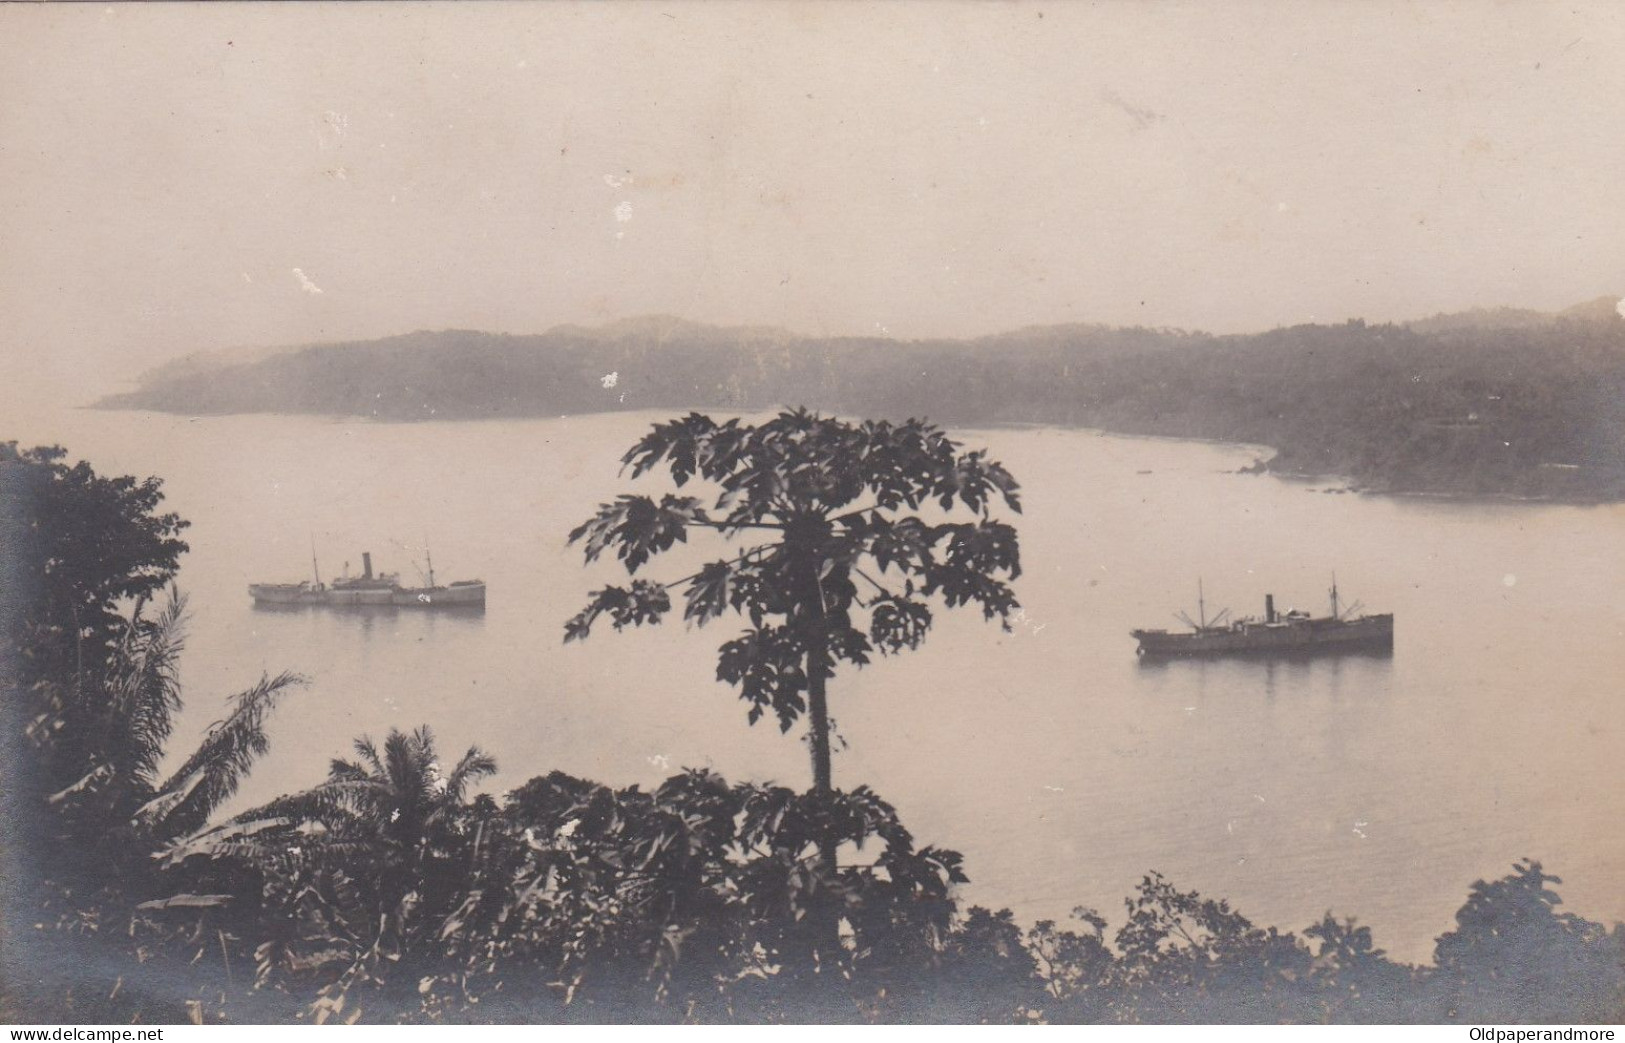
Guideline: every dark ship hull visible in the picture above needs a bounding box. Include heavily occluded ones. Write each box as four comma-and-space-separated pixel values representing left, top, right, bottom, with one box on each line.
250, 550, 485, 611
1132, 584, 1391, 658
1132, 614, 1393, 658
249, 582, 487, 609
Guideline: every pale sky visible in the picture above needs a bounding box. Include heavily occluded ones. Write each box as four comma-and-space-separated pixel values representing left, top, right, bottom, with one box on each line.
3, 1, 1624, 410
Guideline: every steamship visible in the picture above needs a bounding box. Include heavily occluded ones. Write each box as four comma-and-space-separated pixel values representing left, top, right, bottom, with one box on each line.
249, 549, 486, 610
1131, 578, 1391, 658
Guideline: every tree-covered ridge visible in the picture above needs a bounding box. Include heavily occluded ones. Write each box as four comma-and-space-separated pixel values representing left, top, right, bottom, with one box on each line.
98, 299, 1625, 499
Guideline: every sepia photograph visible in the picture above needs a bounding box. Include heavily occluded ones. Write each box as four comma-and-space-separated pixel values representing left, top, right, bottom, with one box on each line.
2, 0, 1623, 1027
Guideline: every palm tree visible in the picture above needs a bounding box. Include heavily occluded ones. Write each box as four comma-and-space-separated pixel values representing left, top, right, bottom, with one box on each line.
41, 592, 188, 829
221, 725, 497, 877
40, 589, 303, 855
170, 726, 498, 1013
325, 726, 497, 859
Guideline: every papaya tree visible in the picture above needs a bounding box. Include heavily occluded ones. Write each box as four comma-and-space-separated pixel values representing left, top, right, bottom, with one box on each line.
563, 409, 1022, 801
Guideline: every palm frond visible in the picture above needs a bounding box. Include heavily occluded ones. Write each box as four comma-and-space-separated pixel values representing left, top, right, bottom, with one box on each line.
235, 778, 387, 830
157, 816, 293, 867
445, 746, 498, 803
351, 736, 384, 778
105, 590, 189, 789
384, 728, 434, 824
327, 758, 372, 784
136, 670, 305, 841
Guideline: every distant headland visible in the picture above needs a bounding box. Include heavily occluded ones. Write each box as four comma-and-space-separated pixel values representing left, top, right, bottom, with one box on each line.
96, 298, 1625, 501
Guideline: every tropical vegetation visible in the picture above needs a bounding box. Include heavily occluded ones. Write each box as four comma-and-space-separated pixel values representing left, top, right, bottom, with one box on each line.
1, 434, 1620, 1024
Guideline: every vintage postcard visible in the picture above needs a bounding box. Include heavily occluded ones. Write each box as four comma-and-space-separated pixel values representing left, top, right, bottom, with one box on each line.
2, 1, 1622, 1027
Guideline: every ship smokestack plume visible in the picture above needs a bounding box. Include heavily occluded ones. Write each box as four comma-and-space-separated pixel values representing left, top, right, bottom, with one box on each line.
1265, 594, 1276, 623
363, 552, 373, 580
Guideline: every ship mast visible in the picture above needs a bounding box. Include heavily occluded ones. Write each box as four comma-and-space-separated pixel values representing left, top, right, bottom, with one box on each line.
310, 534, 322, 587
1329, 572, 1340, 621
1175, 577, 1228, 632
425, 541, 436, 589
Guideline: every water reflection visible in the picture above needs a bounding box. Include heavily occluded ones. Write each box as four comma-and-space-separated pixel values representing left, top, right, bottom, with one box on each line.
1134, 647, 1393, 707
249, 600, 487, 650
250, 602, 486, 619
1134, 646, 1394, 673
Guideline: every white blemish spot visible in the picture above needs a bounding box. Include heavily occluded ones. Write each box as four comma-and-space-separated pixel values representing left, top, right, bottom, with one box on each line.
1352, 820, 1369, 839
604, 173, 634, 188
316, 110, 348, 151
1617, 297, 1625, 320
648, 754, 669, 770
614, 200, 634, 223
1254, 794, 1266, 803
1502, 573, 1517, 587
600, 371, 619, 389
1043, 785, 1064, 792
292, 268, 324, 295
241, 272, 252, 284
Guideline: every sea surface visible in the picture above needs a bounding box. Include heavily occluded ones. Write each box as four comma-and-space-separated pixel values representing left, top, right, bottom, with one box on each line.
12, 405, 1625, 964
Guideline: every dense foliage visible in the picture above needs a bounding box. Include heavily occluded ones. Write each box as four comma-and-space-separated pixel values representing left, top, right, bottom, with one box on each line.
565, 411, 1020, 802
1, 441, 189, 697
3, 440, 1622, 1024
17, 744, 1625, 1025
0, 445, 301, 1023
98, 301, 1625, 499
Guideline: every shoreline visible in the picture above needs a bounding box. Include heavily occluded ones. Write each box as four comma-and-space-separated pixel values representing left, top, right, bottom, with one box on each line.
80, 402, 1625, 507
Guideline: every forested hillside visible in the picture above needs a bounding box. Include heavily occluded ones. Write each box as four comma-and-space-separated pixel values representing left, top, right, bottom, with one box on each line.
98, 301, 1625, 499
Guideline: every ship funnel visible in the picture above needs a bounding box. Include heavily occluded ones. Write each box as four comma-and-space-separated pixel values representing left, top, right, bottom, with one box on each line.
362, 552, 373, 580
1265, 594, 1276, 623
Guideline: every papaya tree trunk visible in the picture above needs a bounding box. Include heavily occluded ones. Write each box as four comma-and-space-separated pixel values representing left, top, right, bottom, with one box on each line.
801, 552, 838, 873
807, 657, 832, 796
803, 653, 845, 1006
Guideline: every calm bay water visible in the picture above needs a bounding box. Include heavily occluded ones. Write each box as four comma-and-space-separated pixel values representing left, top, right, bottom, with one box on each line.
14, 406, 1625, 963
